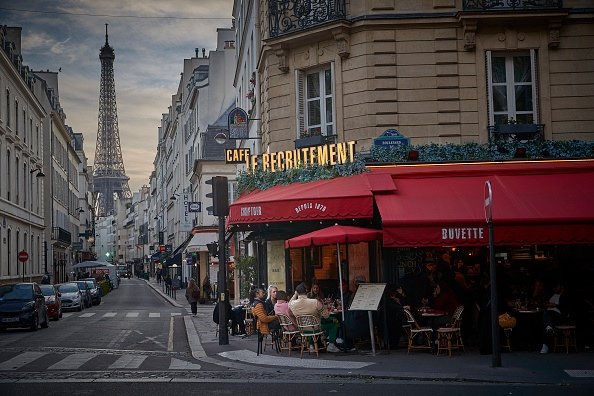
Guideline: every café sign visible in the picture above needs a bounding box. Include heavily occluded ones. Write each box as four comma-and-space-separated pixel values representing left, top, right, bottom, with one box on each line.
225, 140, 356, 173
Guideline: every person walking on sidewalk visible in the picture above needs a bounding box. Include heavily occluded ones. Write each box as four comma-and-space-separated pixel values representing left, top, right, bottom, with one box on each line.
186, 279, 200, 316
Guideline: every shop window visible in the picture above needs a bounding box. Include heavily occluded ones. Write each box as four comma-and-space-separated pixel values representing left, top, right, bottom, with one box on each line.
296, 64, 335, 138
487, 50, 538, 126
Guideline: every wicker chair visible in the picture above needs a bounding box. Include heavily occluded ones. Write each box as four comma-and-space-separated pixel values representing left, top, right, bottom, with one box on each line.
436, 305, 465, 357
296, 314, 326, 358
403, 308, 433, 354
244, 307, 254, 336
277, 313, 301, 355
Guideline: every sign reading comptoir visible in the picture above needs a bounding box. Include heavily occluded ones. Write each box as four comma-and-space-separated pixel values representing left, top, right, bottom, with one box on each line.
225, 140, 356, 173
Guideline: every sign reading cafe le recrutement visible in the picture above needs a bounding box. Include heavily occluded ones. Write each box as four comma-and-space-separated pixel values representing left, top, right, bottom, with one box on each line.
225, 140, 357, 173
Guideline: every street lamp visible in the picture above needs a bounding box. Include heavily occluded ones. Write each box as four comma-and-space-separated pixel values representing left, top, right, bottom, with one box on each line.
29, 167, 45, 281
75, 207, 85, 213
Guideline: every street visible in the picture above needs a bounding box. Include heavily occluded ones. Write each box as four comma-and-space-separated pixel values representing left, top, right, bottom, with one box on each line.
0, 278, 218, 373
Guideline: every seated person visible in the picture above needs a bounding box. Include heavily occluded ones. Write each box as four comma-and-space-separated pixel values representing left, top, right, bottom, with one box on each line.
274, 290, 297, 331
540, 283, 571, 354
252, 288, 278, 336
384, 288, 406, 349
212, 298, 245, 335
307, 283, 324, 301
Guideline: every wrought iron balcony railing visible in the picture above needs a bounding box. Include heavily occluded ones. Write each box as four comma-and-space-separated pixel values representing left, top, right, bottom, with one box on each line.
488, 123, 544, 144
269, 0, 346, 38
52, 226, 72, 247
463, 0, 563, 11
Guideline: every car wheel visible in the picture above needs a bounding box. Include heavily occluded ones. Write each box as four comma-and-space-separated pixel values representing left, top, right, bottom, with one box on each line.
59, 308, 63, 319
30, 312, 39, 331
41, 310, 49, 329
77, 302, 83, 312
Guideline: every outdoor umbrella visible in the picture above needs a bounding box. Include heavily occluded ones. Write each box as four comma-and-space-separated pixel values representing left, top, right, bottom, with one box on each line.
72, 260, 108, 269
285, 224, 382, 322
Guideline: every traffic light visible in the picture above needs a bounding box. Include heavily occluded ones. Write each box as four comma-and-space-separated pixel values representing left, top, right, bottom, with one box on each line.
206, 242, 219, 257
205, 176, 229, 216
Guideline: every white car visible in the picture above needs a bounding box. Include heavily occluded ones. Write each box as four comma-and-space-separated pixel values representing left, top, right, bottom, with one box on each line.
56, 283, 84, 312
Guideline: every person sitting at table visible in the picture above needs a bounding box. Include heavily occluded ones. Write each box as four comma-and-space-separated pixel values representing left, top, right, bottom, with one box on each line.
540, 283, 571, 354
274, 290, 297, 331
307, 282, 324, 301
384, 287, 406, 349
252, 288, 279, 337
433, 282, 460, 317
289, 283, 339, 352
530, 279, 546, 309
265, 285, 278, 314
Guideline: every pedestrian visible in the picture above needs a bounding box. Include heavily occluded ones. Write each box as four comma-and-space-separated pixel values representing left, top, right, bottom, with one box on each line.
156, 269, 162, 284
186, 279, 200, 316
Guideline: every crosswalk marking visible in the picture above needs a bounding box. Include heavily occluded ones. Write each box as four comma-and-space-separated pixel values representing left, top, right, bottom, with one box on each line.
62, 312, 74, 318
0, 351, 46, 371
125, 312, 139, 318
47, 352, 96, 370
108, 354, 148, 369
103, 312, 117, 318
169, 357, 201, 370
80, 312, 95, 318
171, 312, 181, 316
149, 312, 160, 318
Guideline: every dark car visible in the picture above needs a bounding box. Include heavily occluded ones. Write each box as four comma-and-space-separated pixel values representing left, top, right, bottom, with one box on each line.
74, 281, 93, 308
0, 283, 49, 331
83, 278, 102, 305
39, 284, 62, 321
56, 282, 84, 312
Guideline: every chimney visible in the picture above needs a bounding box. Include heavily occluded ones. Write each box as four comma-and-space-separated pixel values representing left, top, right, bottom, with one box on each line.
202, 48, 206, 58
195, 48, 199, 58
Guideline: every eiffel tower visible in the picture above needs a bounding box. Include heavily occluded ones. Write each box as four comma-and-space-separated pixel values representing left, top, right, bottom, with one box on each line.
93, 24, 132, 217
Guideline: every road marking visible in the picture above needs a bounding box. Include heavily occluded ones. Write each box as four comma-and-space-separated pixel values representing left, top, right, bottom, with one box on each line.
169, 357, 201, 370
47, 352, 96, 370
171, 312, 181, 316
108, 354, 148, 369
80, 312, 95, 318
103, 312, 117, 318
126, 312, 139, 318
149, 312, 160, 318
62, 313, 74, 318
107, 329, 132, 349
565, 369, 594, 377
168, 316, 174, 352
0, 351, 47, 371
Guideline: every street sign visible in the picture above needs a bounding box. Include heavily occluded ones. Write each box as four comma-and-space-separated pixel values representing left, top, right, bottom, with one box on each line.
18, 250, 29, 263
227, 107, 248, 139
188, 201, 201, 212
159, 245, 166, 253
373, 129, 410, 147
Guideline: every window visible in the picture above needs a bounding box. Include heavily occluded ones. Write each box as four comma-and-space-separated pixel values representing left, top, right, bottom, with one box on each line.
296, 65, 335, 137
15, 100, 18, 135
487, 50, 538, 125
6, 89, 10, 128
6, 149, 10, 201
7, 229, 11, 276
15, 157, 19, 205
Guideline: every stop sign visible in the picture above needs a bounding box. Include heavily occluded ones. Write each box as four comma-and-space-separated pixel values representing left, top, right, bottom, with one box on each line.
18, 250, 29, 262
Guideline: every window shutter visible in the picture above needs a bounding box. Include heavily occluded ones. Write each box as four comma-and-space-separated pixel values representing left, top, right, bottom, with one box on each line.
486, 50, 494, 126
295, 69, 306, 137
530, 49, 539, 123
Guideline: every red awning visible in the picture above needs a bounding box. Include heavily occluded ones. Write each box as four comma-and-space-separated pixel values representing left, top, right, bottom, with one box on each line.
371, 160, 594, 247
228, 173, 381, 226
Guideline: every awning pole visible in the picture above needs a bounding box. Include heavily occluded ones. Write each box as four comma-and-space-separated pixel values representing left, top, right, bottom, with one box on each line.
337, 242, 345, 323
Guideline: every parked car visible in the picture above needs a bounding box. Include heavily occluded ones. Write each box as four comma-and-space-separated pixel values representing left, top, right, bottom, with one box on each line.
56, 282, 84, 312
73, 281, 93, 308
39, 284, 62, 321
83, 278, 102, 305
0, 283, 49, 331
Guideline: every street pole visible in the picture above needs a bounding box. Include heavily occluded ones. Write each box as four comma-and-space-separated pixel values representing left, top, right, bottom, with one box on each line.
485, 180, 501, 367
217, 214, 228, 345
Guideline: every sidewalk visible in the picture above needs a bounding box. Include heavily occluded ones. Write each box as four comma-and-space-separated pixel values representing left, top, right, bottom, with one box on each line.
144, 277, 594, 385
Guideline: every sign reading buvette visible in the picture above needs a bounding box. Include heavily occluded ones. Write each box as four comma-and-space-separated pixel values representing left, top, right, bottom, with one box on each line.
225, 140, 357, 173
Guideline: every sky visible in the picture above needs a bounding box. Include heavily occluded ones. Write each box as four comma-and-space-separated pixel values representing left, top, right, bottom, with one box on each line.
0, 0, 234, 192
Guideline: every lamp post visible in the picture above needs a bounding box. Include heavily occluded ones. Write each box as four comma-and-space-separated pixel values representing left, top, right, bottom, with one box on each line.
485, 180, 501, 367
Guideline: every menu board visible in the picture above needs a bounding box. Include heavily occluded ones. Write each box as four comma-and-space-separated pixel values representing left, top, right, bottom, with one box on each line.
349, 283, 386, 311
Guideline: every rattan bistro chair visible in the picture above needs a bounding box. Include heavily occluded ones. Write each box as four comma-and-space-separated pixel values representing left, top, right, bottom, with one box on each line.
403, 308, 433, 354
296, 314, 326, 358
277, 313, 300, 355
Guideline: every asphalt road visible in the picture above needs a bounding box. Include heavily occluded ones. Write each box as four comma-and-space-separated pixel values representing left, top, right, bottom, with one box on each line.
0, 277, 221, 373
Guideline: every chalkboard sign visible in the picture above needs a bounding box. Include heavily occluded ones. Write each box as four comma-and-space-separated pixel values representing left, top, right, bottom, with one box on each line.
349, 283, 386, 311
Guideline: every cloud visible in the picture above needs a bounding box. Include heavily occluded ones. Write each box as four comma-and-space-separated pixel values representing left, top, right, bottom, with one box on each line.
2, 0, 234, 192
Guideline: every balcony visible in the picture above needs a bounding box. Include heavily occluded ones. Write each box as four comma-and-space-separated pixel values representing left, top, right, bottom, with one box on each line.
488, 123, 544, 144
463, 0, 563, 11
269, 0, 346, 38
52, 227, 72, 247
295, 133, 337, 149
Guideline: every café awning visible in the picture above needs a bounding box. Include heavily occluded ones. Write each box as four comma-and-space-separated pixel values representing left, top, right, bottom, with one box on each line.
371, 160, 594, 247
227, 173, 380, 227
185, 231, 218, 253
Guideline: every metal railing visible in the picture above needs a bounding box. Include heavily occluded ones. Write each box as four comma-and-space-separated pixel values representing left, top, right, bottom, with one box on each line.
463, 0, 563, 11
269, 0, 346, 38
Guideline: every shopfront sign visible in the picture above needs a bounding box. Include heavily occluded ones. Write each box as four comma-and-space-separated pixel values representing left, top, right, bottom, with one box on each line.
179, 193, 192, 232
228, 107, 248, 139
225, 140, 356, 173
441, 227, 485, 242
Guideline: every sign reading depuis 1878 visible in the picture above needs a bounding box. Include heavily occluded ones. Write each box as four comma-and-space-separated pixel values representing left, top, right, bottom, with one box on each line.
225, 140, 356, 173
